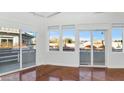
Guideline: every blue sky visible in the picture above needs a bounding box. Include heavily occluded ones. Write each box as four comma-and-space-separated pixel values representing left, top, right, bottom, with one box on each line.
80, 31, 104, 40
50, 29, 75, 40
112, 28, 123, 40
93, 31, 104, 40
63, 30, 75, 40
80, 32, 90, 41
50, 29, 106, 41
50, 31, 59, 39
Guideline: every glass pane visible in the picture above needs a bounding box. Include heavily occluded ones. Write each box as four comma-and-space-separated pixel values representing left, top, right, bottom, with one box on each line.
63, 26, 75, 51
49, 31, 59, 51
22, 31, 36, 68
93, 31, 105, 65
80, 32, 91, 65
1, 39, 7, 48
0, 28, 20, 74
112, 28, 123, 52
8, 39, 13, 48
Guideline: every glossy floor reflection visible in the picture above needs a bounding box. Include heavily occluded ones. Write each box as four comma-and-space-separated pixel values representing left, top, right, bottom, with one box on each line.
0, 65, 124, 81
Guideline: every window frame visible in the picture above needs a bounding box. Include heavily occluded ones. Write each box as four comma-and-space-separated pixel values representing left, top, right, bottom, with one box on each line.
62, 25, 76, 52
0, 27, 37, 75
112, 26, 124, 53
48, 26, 60, 52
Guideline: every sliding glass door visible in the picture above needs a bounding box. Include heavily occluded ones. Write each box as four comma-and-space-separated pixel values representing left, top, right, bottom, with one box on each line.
79, 30, 105, 67
79, 32, 91, 65
0, 29, 20, 74
0, 27, 36, 74
93, 31, 105, 65
22, 31, 36, 68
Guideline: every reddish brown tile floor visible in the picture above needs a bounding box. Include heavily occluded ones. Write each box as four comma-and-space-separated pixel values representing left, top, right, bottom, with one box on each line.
0, 65, 124, 81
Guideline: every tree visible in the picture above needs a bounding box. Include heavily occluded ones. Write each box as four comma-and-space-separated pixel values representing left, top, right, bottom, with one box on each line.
64, 38, 73, 47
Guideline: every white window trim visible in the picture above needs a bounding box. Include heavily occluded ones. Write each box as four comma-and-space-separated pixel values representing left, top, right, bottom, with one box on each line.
112, 26, 124, 53
48, 26, 60, 52
48, 25, 76, 52
62, 25, 76, 52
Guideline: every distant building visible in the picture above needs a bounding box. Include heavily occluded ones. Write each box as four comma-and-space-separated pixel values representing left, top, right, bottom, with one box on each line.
0, 27, 35, 49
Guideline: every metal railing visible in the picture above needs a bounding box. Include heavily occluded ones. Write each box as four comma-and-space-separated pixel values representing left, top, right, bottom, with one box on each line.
0, 49, 36, 63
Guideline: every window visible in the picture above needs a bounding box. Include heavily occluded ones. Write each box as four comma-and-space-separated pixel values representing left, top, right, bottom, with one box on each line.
1, 39, 7, 48
49, 26, 60, 51
0, 27, 20, 74
62, 25, 75, 51
112, 27, 123, 52
79, 31, 91, 65
79, 31, 91, 51
8, 39, 13, 48
22, 31, 37, 68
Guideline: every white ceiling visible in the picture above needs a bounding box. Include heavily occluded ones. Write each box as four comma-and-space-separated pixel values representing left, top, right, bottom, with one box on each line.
30, 12, 124, 19
35, 12, 56, 17
30, 12, 61, 18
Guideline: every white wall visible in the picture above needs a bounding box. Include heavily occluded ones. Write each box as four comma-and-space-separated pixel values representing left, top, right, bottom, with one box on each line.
1, 12, 124, 68
0, 12, 46, 66
45, 12, 124, 68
